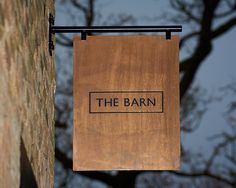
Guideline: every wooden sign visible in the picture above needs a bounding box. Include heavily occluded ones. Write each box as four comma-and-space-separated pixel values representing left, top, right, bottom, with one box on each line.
73, 35, 180, 170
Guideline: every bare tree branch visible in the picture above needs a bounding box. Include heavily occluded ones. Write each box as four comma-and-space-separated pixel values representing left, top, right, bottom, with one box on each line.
180, 31, 199, 50
55, 147, 117, 186
169, 0, 203, 24
71, 0, 87, 14
55, 120, 67, 129
212, 16, 236, 38
86, 0, 95, 27
180, 16, 236, 73
180, 0, 220, 99
56, 146, 140, 188
170, 171, 235, 187
56, 37, 73, 47
215, 0, 236, 17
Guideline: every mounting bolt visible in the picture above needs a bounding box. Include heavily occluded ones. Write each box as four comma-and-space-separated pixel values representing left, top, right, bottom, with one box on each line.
166, 30, 171, 40
49, 13, 55, 56
81, 31, 87, 40
49, 13, 54, 25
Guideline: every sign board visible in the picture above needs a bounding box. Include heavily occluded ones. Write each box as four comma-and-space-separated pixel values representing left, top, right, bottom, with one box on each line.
73, 35, 180, 170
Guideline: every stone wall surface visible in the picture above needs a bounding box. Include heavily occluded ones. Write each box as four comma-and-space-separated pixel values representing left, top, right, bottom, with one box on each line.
0, 0, 55, 187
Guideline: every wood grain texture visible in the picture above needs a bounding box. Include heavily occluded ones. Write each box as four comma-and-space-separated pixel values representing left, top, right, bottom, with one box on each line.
73, 35, 180, 170
0, 0, 54, 187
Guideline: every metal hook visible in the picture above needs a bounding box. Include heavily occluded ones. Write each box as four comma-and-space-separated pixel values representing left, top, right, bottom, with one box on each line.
81, 31, 87, 40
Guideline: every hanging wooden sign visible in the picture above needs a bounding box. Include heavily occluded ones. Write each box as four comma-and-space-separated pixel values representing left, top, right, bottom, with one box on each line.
73, 35, 180, 170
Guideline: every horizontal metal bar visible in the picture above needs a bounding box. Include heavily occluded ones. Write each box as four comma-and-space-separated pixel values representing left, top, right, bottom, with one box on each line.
51, 25, 182, 34
52, 25, 182, 29
48, 12, 182, 56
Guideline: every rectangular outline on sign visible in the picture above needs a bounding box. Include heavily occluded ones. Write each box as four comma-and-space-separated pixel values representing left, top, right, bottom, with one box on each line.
89, 91, 164, 114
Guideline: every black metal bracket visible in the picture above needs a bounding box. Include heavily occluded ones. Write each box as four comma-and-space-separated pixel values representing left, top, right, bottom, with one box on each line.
49, 14, 182, 56
49, 13, 55, 56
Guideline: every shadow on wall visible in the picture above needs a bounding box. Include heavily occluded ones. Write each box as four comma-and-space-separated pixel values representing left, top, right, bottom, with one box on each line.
20, 137, 38, 188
